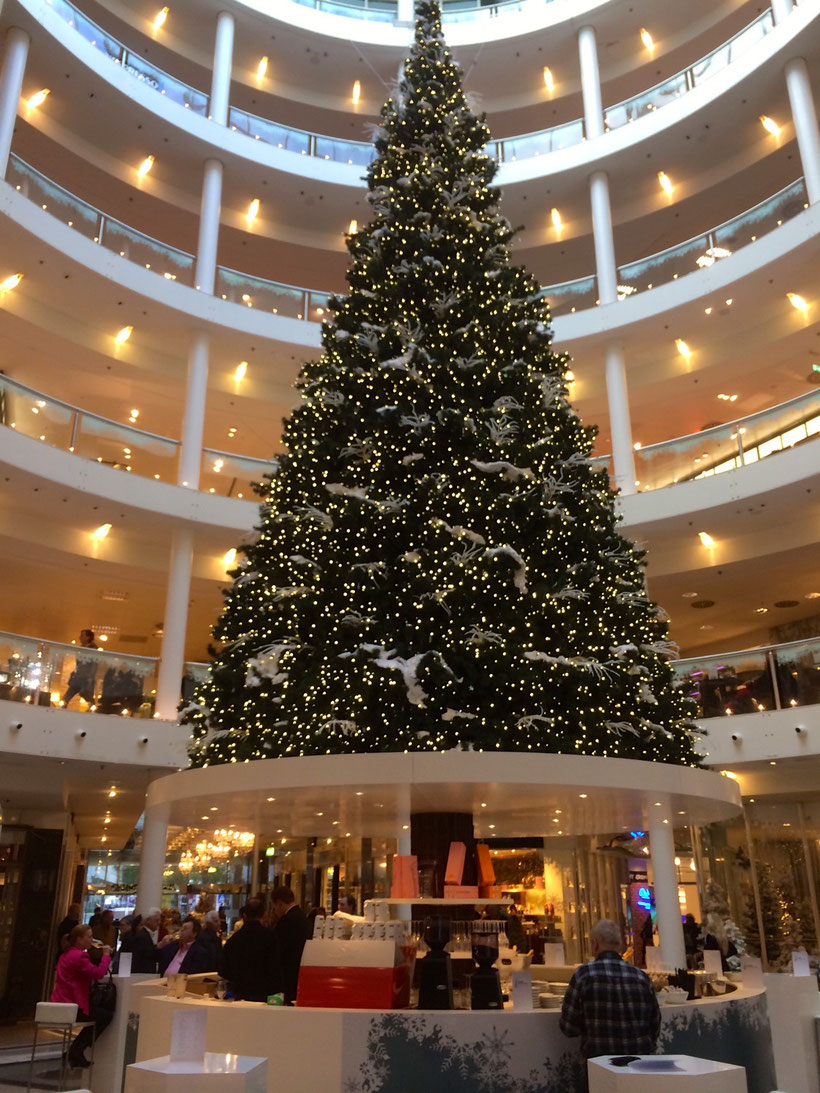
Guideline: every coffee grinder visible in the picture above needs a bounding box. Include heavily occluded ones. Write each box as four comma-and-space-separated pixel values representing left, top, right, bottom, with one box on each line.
417, 917, 454, 1009
470, 927, 503, 1010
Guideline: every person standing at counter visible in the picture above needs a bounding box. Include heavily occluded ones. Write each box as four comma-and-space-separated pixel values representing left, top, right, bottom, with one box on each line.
219, 897, 283, 1002
560, 919, 660, 1070
272, 886, 309, 1005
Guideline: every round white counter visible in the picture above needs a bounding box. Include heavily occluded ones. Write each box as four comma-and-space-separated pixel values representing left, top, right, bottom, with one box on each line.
133, 985, 776, 1093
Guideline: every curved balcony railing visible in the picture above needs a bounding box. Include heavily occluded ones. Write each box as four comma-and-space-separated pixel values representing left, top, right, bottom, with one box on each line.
633, 388, 820, 491
3, 624, 818, 723
5, 152, 808, 322
673, 635, 820, 719
0, 628, 211, 715
2, 373, 817, 500
44, 0, 785, 171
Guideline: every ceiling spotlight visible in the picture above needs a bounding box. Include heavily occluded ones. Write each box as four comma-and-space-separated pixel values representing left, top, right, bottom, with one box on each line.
698, 531, 715, 549
223, 548, 237, 567
639, 27, 654, 51
759, 115, 780, 137
657, 171, 674, 195
137, 155, 155, 178
246, 198, 260, 224
352, 80, 361, 105
675, 338, 691, 359
92, 523, 112, 540
115, 325, 133, 344
26, 88, 50, 109
550, 207, 562, 232
234, 361, 248, 381
348, 219, 359, 235
152, 6, 169, 30
256, 56, 269, 80
787, 292, 809, 312
0, 273, 23, 292
542, 66, 555, 93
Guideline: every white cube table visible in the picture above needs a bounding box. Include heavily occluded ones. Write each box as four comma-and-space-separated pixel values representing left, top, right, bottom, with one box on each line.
588, 1054, 747, 1092
125, 1052, 267, 1093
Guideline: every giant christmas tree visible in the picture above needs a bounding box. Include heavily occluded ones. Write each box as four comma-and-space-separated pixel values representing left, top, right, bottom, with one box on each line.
186, 1, 699, 768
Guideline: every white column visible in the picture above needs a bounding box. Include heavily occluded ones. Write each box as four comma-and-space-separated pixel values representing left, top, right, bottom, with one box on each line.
195, 158, 223, 294
155, 529, 194, 721
771, 0, 794, 23
137, 800, 170, 912
647, 800, 686, 971
178, 331, 209, 489
577, 26, 604, 139
605, 346, 636, 495
784, 57, 820, 205
0, 28, 30, 178
397, 0, 414, 21
209, 11, 235, 126
589, 171, 618, 305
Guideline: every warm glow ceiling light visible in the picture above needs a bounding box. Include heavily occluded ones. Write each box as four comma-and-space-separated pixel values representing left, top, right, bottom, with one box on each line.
542, 66, 555, 93
787, 292, 809, 312
92, 523, 112, 540
0, 273, 23, 292
256, 56, 268, 80
698, 531, 715, 548
348, 219, 358, 235
26, 88, 50, 109
224, 548, 237, 567
246, 198, 260, 223
152, 6, 169, 30
657, 171, 674, 195
351, 80, 361, 105
115, 325, 133, 344
137, 155, 155, 178
550, 207, 562, 231
675, 338, 691, 359
759, 115, 780, 137
234, 361, 248, 381
639, 27, 654, 51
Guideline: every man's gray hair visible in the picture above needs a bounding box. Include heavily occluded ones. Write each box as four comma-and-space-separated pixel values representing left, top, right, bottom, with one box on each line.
590, 919, 623, 950
204, 910, 220, 927
142, 907, 161, 921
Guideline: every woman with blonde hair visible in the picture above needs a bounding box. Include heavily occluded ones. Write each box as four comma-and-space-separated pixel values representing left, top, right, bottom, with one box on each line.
51, 923, 113, 1068
702, 911, 737, 970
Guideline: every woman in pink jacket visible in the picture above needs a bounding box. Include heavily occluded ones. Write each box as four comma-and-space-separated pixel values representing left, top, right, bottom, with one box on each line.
51, 923, 113, 1068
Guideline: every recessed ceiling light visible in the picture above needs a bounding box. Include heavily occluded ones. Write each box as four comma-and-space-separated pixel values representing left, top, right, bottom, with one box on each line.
681, 592, 699, 598
675, 338, 691, 359
26, 88, 50, 109
639, 27, 654, 51
805, 592, 820, 599
755, 607, 768, 614
658, 171, 674, 195
256, 56, 268, 80
759, 115, 780, 137
697, 532, 715, 548
787, 292, 809, 312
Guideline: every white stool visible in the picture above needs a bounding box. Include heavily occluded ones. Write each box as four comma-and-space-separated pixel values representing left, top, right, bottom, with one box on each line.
27, 1001, 97, 1091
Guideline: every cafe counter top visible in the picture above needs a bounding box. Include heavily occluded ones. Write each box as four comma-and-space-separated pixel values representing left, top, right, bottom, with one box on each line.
133, 983, 776, 1093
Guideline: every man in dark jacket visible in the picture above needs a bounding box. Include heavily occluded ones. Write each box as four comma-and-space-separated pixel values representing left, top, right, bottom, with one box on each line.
219, 898, 282, 1002
272, 886, 309, 1004
130, 909, 161, 974
157, 918, 211, 976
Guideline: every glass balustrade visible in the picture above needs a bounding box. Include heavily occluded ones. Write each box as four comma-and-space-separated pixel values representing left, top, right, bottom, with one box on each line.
228, 109, 311, 156
214, 267, 309, 317
47, 0, 208, 112
200, 449, 277, 499
634, 389, 820, 490
3, 369, 816, 498
617, 179, 807, 298
8, 147, 804, 321
0, 375, 180, 480
288, 0, 398, 19
673, 635, 820, 719
494, 118, 585, 163
535, 275, 598, 317
0, 630, 158, 715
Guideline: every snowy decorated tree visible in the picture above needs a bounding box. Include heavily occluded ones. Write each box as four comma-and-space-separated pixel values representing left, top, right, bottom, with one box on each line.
185, 1, 699, 768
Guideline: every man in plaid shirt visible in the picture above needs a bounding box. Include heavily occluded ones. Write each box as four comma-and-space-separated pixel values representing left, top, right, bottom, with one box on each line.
560, 919, 661, 1063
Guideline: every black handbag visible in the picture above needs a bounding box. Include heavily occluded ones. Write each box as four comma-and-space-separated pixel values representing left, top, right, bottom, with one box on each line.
90, 970, 117, 1012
